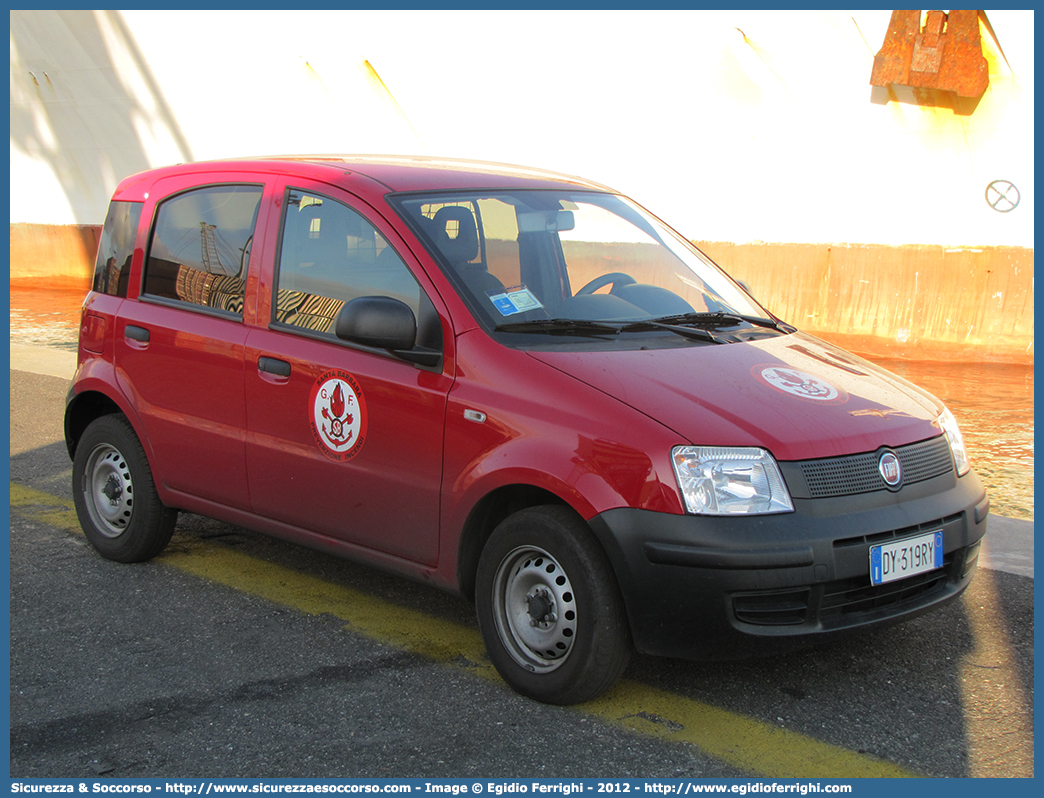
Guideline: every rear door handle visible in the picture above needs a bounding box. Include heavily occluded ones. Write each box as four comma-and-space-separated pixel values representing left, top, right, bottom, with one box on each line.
125, 325, 150, 343
258, 356, 291, 377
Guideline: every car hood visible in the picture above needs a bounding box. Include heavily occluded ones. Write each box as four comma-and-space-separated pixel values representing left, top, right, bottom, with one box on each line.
527, 332, 946, 462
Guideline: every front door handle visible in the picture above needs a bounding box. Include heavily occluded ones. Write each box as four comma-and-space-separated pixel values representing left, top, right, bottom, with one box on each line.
258, 356, 291, 377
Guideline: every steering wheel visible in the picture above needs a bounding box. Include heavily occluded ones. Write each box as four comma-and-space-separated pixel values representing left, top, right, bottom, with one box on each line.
576, 272, 637, 296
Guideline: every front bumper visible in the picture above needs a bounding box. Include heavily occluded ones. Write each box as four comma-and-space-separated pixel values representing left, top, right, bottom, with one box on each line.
588, 470, 988, 659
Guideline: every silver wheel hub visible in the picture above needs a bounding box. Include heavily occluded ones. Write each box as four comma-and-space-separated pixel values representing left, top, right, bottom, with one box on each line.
83, 444, 134, 537
492, 546, 577, 673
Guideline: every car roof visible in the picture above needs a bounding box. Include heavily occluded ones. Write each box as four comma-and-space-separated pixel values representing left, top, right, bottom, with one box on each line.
111, 155, 615, 200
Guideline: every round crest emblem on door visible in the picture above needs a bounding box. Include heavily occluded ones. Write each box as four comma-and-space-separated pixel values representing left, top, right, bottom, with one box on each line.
309, 369, 367, 461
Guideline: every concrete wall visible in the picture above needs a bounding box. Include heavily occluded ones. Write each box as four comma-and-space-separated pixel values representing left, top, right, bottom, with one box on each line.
698, 240, 1034, 364
10, 10, 1034, 244
9, 223, 99, 290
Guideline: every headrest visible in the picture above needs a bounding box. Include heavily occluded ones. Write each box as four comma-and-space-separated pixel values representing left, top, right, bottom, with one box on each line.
341, 208, 373, 241
431, 206, 478, 265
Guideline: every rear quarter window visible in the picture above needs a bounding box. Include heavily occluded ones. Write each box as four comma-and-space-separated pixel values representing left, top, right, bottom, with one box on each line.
93, 200, 143, 297
142, 185, 263, 316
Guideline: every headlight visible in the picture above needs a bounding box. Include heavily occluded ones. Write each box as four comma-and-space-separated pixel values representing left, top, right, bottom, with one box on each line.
938, 408, 970, 476
671, 446, 794, 515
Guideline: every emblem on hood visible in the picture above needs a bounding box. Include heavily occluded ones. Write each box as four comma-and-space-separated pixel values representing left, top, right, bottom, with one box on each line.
753, 365, 849, 404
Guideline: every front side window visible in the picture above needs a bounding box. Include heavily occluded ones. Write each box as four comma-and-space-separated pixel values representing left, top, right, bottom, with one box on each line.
93, 200, 143, 297
143, 185, 262, 316
274, 190, 422, 334
394, 190, 785, 348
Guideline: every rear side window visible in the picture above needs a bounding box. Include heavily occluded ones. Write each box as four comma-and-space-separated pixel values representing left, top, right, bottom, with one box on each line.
93, 200, 143, 297
143, 185, 263, 316
274, 189, 422, 333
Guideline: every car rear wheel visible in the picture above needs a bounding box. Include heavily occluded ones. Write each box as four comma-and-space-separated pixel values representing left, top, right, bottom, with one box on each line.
476, 505, 632, 704
72, 414, 177, 563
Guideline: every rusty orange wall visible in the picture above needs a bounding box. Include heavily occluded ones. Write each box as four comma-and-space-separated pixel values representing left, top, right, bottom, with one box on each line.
8, 223, 1033, 365
10, 222, 99, 292
697, 241, 1034, 365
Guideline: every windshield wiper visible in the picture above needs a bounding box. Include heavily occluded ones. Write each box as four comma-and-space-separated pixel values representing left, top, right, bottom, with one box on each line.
494, 318, 623, 336
649, 312, 796, 334
616, 319, 732, 343
495, 316, 741, 344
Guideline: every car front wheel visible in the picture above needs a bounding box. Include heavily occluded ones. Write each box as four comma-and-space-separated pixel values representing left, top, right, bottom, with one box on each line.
476, 505, 632, 704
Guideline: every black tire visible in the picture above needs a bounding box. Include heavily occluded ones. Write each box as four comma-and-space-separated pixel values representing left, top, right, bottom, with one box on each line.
72, 414, 177, 563
475, 505, 632, 704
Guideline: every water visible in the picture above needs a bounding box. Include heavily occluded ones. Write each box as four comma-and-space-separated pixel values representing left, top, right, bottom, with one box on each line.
9, 285, 85, 351
865, 357, 1033, 520
9, 286, 1033, 520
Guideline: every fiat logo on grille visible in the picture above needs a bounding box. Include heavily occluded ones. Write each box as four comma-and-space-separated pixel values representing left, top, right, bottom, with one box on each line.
878, 451, 902, 488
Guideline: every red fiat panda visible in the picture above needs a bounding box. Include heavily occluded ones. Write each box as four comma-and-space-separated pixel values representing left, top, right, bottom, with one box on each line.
66, 156, 988, 704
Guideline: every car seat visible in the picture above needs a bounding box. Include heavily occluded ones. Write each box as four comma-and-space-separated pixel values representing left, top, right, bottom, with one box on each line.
431, 206, 505, 297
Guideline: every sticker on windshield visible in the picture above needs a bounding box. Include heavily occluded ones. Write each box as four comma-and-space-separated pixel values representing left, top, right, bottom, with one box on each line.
489, 285, 543, 316
753, 365, 848, 404
310, 369, 367, 461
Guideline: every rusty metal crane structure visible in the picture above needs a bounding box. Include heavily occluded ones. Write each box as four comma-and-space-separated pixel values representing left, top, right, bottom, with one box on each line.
870, 10, 989, 98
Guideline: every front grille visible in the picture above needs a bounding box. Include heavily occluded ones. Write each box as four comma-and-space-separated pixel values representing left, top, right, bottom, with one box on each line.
731, 561, 953, 628
734, 589, 811, 626
820, 556, 952, 620
834, 512, 964, 551
799, 435, 954, 498
731, 513, 967, 629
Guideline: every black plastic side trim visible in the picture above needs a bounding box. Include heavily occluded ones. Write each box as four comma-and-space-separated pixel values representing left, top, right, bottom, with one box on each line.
643, 542, 814, 569
974, 495, 990, 524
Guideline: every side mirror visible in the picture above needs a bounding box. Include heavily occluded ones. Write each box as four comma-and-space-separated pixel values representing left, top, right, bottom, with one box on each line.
335, 296, 441, 367
336, 296, 417, 350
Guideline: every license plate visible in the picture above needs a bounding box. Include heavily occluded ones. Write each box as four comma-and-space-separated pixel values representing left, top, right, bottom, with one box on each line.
869, 530, 944, 586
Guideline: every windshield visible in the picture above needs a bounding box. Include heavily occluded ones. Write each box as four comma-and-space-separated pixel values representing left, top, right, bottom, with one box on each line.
393, 190, 778, 341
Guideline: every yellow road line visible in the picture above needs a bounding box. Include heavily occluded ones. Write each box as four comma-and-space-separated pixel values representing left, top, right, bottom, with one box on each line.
12, 482, 917, 778
10, 483, 81, 531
